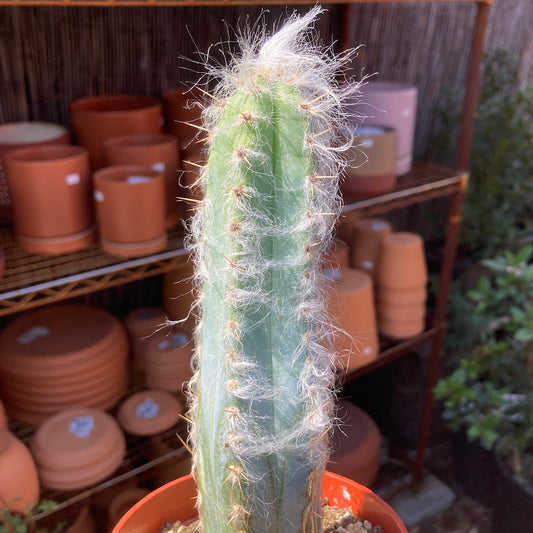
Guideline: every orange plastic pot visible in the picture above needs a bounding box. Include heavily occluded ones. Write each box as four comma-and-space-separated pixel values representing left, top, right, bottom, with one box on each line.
112, 471, 407, 533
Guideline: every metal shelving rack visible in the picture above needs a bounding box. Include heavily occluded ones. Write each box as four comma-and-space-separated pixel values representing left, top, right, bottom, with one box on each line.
0, 0, 491, 522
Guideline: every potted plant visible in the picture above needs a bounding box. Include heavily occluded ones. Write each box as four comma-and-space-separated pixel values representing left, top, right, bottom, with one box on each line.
435, 245, 533, 510
114, 8, 406, 533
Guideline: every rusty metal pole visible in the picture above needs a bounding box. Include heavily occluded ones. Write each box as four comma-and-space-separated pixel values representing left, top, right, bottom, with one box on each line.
413, 0, 491, 487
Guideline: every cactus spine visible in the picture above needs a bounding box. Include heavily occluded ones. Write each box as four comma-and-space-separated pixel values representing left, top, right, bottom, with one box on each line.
186, 8, 357, 532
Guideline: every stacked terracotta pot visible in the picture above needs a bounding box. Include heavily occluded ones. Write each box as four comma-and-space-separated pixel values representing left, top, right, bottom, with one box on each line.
30, 407, 125, 490
325, 267, 379, 372
117, 389, 183, 436
375, 232, 427, 338
144, 329, 193, 393
0, 304, 129, 426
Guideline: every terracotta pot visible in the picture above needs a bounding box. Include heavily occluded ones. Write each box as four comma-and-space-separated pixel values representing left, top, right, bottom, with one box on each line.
376, 286, 427, 306
108, 488, 150, 532
117, 390, 183, 436
376, 232, 427, 291
31, 407, 126, 490
104, 134, 182, 228
144, 330, 193, 393
124, 307, 168, 369
93, 165, 167, 258
376, 300, 426, 323
70, 95, 163, 170
4, 145, 95, 254
0, 121, 70, 221
112, 472, 407, 533
358, 82, 418, 176
350, 218, 392, 279
322, 238, 350, 270
0, 304, 129, 425
162, 257, 197, 335
342, 126, 397, 196
0, 430, 40, 513
163, 88, 203, 149
377, 316, 425, 339
328, 400, 382, 487
325, 268, 379, 372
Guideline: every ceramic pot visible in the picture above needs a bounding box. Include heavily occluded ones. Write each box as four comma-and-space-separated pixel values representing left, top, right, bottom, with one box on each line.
163, 88, 203, 149
4, 145, 95, 254
0, 430, 40, 513
93, 165, 167, 258
322, 238, 350, 270
104, 134, 182, 228
492, 439, 533, 533
357, 82, 418, 175
342, 126, 397, 196
350, 218, 392, 279
117, 390, 183, 437
0, 304, 129, 425
376, 232, 427, 291
328, 400, 382, 487
377, 316, 425, 340
144, 330, 193, 393
325, 268, 379, 372
0, 121, 70, 222
108, 488, 150, 532
124, 307, 168, 369
162, 257, 197, 335
70, 95, 163, 170
30, 407, 126, 490
377, 286, 427, 307
112, 472, 407, 533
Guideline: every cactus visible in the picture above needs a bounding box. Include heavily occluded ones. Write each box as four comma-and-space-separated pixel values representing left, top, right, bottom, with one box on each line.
185, 7, 358, 532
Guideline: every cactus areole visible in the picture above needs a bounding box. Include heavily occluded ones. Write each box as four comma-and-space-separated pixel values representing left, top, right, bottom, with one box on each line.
186, 8, 359, 532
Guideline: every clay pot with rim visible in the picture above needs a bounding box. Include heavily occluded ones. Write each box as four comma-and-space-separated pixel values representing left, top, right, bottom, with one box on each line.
0, 430, 40, 514
350, 217, 392, 279
116, 389, 183, 437
328, 400, 382, 487
163, 88, 203, 150
111, 472, 407, 533
30, 407, 126, 490
325, 268, 379, 372
93, 165, 167, 258
357, 82, 418, 176
342, 125, 397, 197
70, 95, 163, 170
0, 121, 70, 222
4, 145, 95, 254
104, 134, 183, 228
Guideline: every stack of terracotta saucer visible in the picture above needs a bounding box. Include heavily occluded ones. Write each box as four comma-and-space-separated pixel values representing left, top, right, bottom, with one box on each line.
30, 407, 125, 490
117, 389, 183, 436
0, 304, 129, 426
375, 232, 427, 338
144, 330, 193, 393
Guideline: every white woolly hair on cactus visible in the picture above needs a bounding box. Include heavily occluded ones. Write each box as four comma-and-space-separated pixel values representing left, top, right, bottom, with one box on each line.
178, 6, 362, 533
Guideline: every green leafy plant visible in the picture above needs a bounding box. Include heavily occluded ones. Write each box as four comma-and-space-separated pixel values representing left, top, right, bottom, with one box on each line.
435, 245, 533, 481
0, 501, 65, 533
183, 8, 358, 532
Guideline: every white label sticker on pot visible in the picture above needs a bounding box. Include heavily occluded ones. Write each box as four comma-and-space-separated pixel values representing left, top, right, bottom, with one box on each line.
323, 268, 342, 281
362, 260, 374, 269
17, 326, 50, 345
158, 340, 170, 350
65, 173, 80, 186
371, 221, 388, 231
151, 162, 166, 173
171, 333, 188, 347
363, 346, 373, 356
127, 176, 151, 184
136, 397, 159, 419
360, 138, 375, 148
70, 415, 94, 438
94, 190, 104, 202
402, 108, 412, 117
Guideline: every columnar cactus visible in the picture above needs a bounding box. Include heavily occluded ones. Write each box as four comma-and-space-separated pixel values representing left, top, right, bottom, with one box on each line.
186, 8, 358, 532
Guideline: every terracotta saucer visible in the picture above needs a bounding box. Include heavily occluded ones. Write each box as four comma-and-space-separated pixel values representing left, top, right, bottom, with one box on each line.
117, 390, 183, 436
